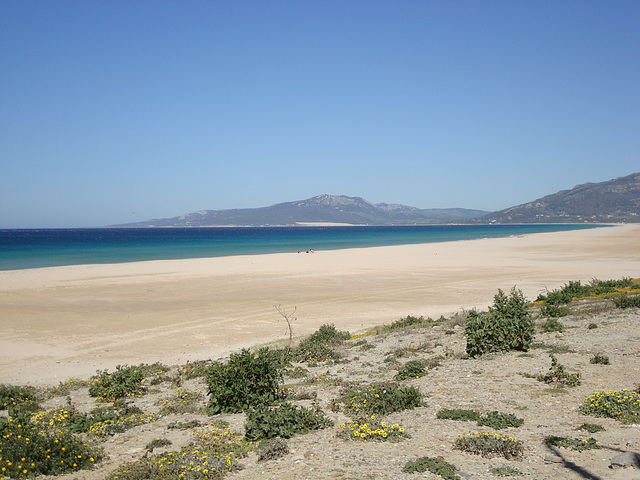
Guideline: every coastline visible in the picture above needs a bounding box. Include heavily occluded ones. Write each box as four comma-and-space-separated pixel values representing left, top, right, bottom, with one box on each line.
1, 223, 639, 386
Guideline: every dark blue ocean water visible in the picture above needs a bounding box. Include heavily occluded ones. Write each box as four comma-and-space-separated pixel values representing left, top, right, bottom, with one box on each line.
0, 224, 604, 271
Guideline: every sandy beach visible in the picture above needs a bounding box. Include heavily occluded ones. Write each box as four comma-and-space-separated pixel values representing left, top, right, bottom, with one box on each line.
1, 224, 639, 386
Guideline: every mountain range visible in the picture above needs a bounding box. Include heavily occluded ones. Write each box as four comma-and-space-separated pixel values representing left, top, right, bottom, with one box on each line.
116, 172, 639, 227
474, 171, 640, 224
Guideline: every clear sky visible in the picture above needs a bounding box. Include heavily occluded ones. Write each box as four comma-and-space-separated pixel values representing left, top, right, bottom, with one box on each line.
1, 1, 638, 228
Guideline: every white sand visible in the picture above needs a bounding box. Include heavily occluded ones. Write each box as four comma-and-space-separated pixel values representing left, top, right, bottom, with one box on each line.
1, 224, 638, 386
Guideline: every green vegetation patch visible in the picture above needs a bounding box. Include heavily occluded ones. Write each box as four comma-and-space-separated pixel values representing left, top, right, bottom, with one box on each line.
477, 411, 524, 430
292, 324, 350, 362
454, 432, 524, 459
339, 382, 423, 417
404, 456, 459, 479
536, 354, 581, 387
536, 278, 640, 305
465, 287, 535, 358
206, 347, 284, 414
544, 435, 600, 451
0, 384, 39, 416
581, 389, 640, 423
540, 317, 565, 333
0, 416, 103, 478
244, 402, 333, 441
340, 415, 408, 442
394, 359, 432, 380
436, 408, 481, 422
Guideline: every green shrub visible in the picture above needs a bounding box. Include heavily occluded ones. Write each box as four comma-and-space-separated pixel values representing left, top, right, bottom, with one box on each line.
436, 409, 481, 422
145, 437, 172, 452
536, 354, 581, 387
540, 318, 565, 333
0, 384, 39, 416
292, 324, 350, 362
544, 435, 599, 451
576, 423, 605, 433
206, 347, 283, 414
88, 364, 147, 401
477, 411, 524, 429
340, 382, 422, 416
491, 466, 522, 476
581, 389, 640, 422
540, 304, 570, 318
394, 359, 430, 381
588, 322, 598, 329
180, 359, 213, 379
244, 402, 333, 441
0, 417, 103, 477
537, 278, 640, 306
158, 388, 205, 415
340, 414, 408, 442
257, 437, 289, 461
465, 287, 535, 358
454, 432, 524, 459
590, 353, 610, 365
612, 294, 640, 309
388, 315, 431, 330
404, 456, 459, 479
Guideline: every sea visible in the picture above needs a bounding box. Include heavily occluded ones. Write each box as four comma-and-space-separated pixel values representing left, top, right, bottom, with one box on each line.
0, 224, 605, 271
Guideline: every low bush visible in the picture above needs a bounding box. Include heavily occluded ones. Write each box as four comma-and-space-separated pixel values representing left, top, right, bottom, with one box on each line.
206, 347, 283, 414
339, 382, 423, 416
536, 354, 581, 387
105, 424, 245, 480
581, 389, 640, 422
465, 287, 535, 358
454, 432, 524, 459
612, 294, 640, 309
388, 315, 431, 330
491, 466, 522, 476
436, 409, 523, 429
88, 364, 147, 401
576, 423, 605, 433
158, 388, 205, 415
145, 437, 172, 452
544, 435, 599, 451
540, 304, 570, 318
292, 324, 350, 362
340, 415, 408, 442
590, 353, 610, 365
537, 278, 640, 305
394, 359, 430, 381
257, 437, 289, 461
0, 384, 40, 416
0, 416, 103, 478
477, 411, 524, 430
436, 409, 481, 422
244, 402, 333, 441
404, 456, 459, 479
540, 318, 565, 333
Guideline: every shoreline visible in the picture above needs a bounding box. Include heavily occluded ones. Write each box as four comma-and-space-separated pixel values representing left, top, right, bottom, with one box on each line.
1, 224, 639, 387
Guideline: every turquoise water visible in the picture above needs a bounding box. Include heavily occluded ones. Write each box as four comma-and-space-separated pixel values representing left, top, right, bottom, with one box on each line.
0, 224, 604, 271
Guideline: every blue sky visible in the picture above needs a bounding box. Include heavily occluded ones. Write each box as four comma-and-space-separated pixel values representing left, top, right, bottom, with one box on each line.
1, 1, 638, 228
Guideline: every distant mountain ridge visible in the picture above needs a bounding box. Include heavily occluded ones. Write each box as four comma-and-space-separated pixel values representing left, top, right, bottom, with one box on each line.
116, 194, 488, 227
474, 172, 640, 224
114, 172, 640, 227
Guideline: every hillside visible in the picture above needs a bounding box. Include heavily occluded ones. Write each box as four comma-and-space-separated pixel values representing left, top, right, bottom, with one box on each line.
114, 195, 488, 227
3, 284, 640, 480
475, 172, 640, 224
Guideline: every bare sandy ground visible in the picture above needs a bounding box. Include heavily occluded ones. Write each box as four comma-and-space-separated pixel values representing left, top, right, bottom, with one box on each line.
1, 224, 638, 386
